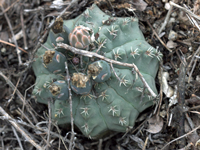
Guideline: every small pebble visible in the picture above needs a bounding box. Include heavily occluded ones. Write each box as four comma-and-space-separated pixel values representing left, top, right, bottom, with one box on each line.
1, 47, 6, 53
165, 3, 171, 10
168, 30, 178, 41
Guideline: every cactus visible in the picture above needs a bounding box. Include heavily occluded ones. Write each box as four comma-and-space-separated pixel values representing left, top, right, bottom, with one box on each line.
70, 73, 92, 95
32, 4, 162, 138
68, 25, 92, 49
87, 60, 111, 83
42, 50, 67, 74
49, 80, 69, 101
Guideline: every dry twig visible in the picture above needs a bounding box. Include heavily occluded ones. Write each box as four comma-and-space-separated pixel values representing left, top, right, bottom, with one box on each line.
0, 39, 27, 53
65, 61, 75, 150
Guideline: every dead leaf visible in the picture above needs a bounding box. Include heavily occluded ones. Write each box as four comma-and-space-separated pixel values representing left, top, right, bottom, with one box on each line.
146, 115, 163, 134
130, 0, 148, 11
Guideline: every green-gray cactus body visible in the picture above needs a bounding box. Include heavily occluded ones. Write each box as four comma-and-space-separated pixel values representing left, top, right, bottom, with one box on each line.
32, 4, 162, 138
49, 80, 69, 101
42, 50, 67, 74
88, 60, 111, 82
70, 73, 92, 95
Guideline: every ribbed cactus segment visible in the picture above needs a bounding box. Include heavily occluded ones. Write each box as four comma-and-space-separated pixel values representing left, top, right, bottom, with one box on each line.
32, 4, 162, 138
42, 50, 67, 74
88, 60, 111, 82
49, 80, 69, 101
70, 73, 92, 95
32, 74, 63, 104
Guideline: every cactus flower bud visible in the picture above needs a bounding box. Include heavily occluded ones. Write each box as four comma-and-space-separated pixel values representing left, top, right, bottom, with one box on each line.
69, 25, 91, 49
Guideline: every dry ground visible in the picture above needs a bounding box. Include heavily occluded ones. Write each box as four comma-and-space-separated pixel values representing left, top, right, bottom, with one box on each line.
1, 0, 200, 149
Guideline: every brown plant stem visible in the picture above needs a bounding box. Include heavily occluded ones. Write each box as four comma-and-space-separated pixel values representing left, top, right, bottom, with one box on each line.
0, 39, 27, 53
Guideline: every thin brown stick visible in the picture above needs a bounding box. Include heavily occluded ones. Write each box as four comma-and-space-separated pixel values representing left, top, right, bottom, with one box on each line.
52, 122, 69, 149
188, 47, 200, 69
0, 107, 44, 150
185, 113, 198, 135
58, 43, 157, 98
8, 116, 71, 145
0, 39, 27, 53
1, 135, 4, 150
